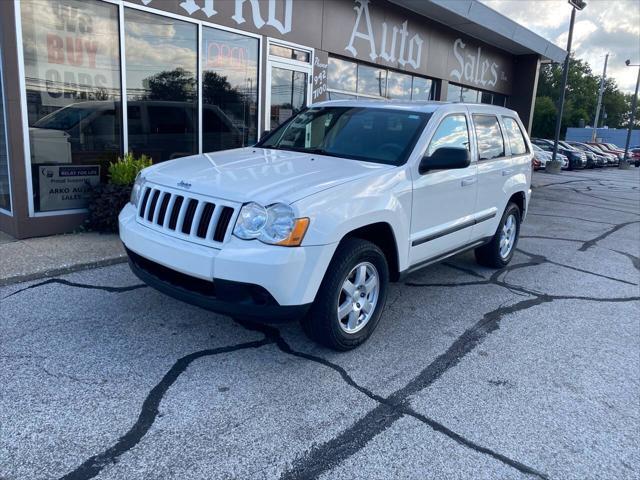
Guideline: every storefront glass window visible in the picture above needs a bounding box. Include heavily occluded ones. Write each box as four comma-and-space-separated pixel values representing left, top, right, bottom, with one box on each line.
328, 57, 357, 93
269, 44, 309, 63
480, 92, 493, 104
125, 9, 197, 163
446, 84, 460, 102
202, 28, 259, 152
270, 68, 307, 128
357, 64, 386, 97
492, 93, 507, 107
0, 45, 11, 212
461, 87, 479, 103
387, 72, 412, 100
411, 77, 434, 101
21, 0, 121, 213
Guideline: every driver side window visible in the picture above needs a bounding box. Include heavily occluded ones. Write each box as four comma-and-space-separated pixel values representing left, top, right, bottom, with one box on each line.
426, 115, 470, 158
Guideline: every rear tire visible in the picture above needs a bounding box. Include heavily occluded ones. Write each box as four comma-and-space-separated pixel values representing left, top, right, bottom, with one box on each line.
475, 202, 521, 268
301, 238, 389, 351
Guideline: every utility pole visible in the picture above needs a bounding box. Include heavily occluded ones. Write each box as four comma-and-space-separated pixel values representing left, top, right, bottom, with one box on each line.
591, 53, 608, 142
550, 0, 587, 173
622, 60, 640, 168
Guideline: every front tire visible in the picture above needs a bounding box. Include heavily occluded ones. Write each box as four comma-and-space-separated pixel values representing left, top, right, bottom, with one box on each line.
301, 238, 389, 351
475, 202, 521, 268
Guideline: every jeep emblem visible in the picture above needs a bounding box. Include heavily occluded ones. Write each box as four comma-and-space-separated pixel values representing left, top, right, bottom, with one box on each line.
177, 180, 192, 189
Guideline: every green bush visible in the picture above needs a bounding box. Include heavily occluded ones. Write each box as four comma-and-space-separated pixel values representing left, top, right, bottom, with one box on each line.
108, 152, 152, 186
85, 152, 152, 232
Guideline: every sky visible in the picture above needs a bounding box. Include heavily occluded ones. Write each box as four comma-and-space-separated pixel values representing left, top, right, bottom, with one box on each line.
480, 0, 640, 93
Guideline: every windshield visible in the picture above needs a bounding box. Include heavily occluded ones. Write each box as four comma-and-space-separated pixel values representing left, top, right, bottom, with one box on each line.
259, 106, 430, 165
33, 105, 95, 131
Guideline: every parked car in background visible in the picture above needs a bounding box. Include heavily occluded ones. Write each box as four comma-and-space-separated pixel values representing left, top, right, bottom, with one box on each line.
532, 144, 568, 170
588, 143, 622, 163
630, 148, 640, 167
120, 101, 533, 349
532, 138, 586, 170
565, 141, 607, 167
558, 140, 599, 168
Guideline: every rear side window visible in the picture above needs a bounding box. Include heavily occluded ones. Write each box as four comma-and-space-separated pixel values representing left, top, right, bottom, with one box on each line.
502, 117, 528, 155
426, 114, 469, 157
473, 114, 505, 160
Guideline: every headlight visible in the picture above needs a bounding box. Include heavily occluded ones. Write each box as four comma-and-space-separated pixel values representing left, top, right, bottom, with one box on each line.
130, 173, 145, 207
233, 202, 309, 247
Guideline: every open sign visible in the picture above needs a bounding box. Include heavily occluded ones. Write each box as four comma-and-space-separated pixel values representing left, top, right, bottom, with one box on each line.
206, 41, 248, 68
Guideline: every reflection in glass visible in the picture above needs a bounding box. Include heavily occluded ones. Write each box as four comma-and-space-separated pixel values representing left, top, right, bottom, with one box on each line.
328, 57, 357, 93
0, 46, 10, 211
387, 71, 412, 100
21, 0, 121, 212
473, 115, 505, 160
411, 77, 434, 101
270, 67, 307, 129
202, 27, 258, 152
426, 115, 469, 157
480, 92, 493, 104
460, 87, 478, 103
357, 64, 386, 97
261, 107, 429, 166
328, 91, 357, 100
269, 44, 310, 63
446, 84, 463, 102
125, 9, 197, 163
503, 117, 527, 155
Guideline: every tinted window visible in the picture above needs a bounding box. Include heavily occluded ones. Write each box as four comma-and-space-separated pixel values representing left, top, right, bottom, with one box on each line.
261, 107, 429, 166
473, 115, 505, 160
202, 26, 259, 151
21, 0, 121, 212
426, 115, 469, 157
125, 9, 197, 163
502, 117, 528, 155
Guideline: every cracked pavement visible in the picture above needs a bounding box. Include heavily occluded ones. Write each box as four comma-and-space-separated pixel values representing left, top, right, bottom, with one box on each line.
1, 168, 639, 480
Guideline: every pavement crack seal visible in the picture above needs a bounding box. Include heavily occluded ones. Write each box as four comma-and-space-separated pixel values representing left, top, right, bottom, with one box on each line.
578, 220, 640, 252
2, 278, 147, 300
229, 319, 552, 480
57, 338, 272, 480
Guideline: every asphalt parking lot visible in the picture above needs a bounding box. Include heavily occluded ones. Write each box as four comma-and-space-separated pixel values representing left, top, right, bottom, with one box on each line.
2, 168, 639, 480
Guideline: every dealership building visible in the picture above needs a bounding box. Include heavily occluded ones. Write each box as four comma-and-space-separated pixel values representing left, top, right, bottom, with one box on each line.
0, 0, 565, 238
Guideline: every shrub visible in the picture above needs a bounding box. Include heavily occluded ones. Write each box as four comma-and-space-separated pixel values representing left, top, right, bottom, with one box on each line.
85, 152, 152, 232
108, 152, 152, 186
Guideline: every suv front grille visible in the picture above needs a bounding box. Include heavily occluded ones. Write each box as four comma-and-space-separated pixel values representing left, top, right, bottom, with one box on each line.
136, 184, 237, 247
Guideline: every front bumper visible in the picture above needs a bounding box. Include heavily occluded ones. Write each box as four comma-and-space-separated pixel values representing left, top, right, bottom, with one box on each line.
119, 203, 337, 316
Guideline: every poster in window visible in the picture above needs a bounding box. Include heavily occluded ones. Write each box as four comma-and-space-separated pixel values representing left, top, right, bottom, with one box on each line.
38, 165, 100, 211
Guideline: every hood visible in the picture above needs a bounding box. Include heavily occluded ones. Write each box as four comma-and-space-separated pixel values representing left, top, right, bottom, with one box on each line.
143, 147, 393, 204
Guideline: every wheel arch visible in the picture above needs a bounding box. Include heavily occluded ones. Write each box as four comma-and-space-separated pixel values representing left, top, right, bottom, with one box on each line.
341, 222, 401, 282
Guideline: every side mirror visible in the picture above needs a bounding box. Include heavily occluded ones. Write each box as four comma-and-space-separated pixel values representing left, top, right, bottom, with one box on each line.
419, 147, 471, 174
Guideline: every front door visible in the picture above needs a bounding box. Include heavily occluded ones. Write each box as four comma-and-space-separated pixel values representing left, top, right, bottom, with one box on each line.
410, 111, 478, 266
265, 41, 313, 131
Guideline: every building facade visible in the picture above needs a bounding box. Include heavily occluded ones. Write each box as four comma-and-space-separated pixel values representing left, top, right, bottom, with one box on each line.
0, 0, 565, 238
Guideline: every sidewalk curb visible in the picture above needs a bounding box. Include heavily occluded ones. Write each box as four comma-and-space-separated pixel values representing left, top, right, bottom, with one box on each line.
0, 256, 128, 288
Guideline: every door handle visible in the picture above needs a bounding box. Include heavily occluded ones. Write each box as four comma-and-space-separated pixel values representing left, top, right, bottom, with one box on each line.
502, 169, 514, 176
461, 177, 476, 187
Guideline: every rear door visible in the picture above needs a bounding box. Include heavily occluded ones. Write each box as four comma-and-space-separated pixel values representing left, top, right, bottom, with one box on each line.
470, 113, 512, 241
409, 110, 478, 265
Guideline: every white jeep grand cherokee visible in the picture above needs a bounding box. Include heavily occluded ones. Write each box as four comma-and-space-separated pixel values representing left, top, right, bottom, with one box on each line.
120, 100, 532, 350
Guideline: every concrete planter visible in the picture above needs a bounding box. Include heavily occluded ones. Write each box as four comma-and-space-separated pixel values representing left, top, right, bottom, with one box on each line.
618, 160, 632, 170
545, 160, 563, 174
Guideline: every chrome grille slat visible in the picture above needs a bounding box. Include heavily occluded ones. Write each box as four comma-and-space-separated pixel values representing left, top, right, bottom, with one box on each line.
136, 184, 236, 248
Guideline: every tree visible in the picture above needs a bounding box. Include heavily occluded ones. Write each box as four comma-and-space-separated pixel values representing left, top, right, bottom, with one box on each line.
531, 96, 558, 139
532, 55, 636, 137
144, 68, 196, 101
